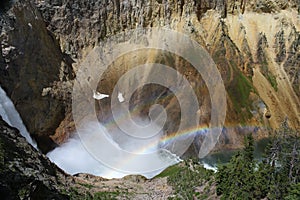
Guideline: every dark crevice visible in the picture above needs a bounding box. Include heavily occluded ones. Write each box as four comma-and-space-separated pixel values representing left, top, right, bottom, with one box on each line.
0, 0, 12, 12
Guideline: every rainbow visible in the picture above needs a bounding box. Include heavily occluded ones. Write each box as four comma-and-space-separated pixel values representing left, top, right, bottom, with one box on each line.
94, 94, 266, 177
98, 124, 209, 177
100, 123, 266, 178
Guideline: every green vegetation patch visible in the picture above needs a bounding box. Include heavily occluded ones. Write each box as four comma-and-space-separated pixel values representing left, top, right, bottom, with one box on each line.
260, 63, 278, 91
154, 163, 183, 178
93, 191, 120, 200
227, 67, 255, 122
216, 123, 300, 200
61, 187, 129, 200
78, 183, 94, 190
161, 160, 214, 199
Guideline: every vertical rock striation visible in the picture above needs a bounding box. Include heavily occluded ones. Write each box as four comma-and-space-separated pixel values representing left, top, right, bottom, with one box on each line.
0, 0, 74, 152
0, 0, 299, 152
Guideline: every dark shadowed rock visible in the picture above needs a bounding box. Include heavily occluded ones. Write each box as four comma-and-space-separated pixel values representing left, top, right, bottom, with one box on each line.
0, 0, 74, 153
0, 117, 70, 199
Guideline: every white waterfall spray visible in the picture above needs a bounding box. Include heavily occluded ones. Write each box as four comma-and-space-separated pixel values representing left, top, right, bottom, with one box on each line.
0, 86, 38, 149
47, 120, 182, 179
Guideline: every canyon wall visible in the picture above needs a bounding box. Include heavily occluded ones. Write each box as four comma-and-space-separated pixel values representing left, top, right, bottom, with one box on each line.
0, 0, 74, 152
0, 0, 299, 152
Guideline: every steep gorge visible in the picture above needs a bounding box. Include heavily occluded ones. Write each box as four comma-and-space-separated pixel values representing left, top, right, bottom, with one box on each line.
0, 0, 299, 154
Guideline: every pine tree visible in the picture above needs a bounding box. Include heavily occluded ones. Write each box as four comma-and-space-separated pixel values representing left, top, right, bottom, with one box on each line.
216, 121, 299, 199
262, 119, 300, 199
216, 134, 257, 199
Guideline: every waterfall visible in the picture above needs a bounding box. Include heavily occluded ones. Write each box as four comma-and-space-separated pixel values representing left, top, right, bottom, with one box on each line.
47, 120, 182, 179
0, 86, 38, 149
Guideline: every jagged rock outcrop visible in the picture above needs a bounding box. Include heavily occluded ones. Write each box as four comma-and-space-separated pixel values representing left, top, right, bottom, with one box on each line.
284, 28, 300, 97
0, 0, 299, 152
0, 117, 70, 199
36, 0, 299, 60
0, 0, 75, 152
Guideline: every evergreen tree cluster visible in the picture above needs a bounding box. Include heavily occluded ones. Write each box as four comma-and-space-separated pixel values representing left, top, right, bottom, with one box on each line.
216, 121, 300, 199
166, 159, 214, 199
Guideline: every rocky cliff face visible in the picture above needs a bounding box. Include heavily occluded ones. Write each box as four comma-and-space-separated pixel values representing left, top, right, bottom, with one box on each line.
0, 117, 70, 199
0, 0, 299, 152
0, 0, 75, 152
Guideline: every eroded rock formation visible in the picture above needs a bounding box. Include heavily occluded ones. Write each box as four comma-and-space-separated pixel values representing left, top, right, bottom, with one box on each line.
0, 0, 299, 153
0, 0, 75, 152
0, 117, 70, 199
